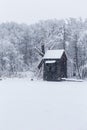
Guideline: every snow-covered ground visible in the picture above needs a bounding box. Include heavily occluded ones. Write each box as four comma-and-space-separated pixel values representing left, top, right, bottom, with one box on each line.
0, 78, 87, 130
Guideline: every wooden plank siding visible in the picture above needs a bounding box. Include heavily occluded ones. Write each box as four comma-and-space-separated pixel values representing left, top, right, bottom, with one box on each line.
43, 51, 67, 81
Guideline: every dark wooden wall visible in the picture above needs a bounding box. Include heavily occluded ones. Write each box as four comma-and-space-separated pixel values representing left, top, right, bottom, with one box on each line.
43, 52, 67, 81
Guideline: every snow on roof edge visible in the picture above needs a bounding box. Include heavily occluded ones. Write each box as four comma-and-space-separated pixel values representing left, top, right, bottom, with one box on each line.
45, 60, 56, 64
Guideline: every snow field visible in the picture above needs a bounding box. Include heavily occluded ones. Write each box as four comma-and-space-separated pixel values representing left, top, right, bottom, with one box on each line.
0, 78, 87, 130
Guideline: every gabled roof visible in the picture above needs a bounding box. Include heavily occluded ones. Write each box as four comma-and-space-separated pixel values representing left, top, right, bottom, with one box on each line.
43, 49, 65, 59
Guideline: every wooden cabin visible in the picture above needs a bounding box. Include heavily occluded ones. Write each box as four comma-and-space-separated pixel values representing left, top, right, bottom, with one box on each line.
43, 49, 67, 81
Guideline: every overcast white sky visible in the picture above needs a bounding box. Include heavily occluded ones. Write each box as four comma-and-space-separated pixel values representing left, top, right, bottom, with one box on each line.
0, 0, 87, 24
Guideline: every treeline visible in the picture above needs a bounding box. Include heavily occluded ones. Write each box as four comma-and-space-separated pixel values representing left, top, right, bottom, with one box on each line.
0, 18, 87, 78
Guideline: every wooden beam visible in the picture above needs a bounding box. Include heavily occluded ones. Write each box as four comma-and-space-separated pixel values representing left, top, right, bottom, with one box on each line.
35, 47, 44, 57
38, 59, 44, 69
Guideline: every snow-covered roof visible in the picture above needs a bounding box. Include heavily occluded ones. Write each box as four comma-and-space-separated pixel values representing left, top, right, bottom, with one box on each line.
43, 49, 65, 59
45, 60, 56, 64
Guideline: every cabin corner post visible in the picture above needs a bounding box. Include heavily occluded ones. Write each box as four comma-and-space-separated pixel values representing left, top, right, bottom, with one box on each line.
43, 60, 46, 80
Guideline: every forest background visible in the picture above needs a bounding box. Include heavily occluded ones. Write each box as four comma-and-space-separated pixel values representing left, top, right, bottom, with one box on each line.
0, 18, 87, 79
